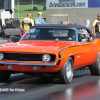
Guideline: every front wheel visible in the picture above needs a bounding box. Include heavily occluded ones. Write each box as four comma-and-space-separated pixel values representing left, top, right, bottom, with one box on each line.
90, 54, 100, 75
59, 57, 73, 84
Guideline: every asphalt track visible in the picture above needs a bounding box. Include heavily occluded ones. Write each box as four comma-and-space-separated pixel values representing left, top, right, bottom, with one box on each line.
0, 38, 100, 100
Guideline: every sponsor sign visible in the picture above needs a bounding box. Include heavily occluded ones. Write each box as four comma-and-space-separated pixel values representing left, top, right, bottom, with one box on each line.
88, 0, 100, 8
46, 0, 88, 8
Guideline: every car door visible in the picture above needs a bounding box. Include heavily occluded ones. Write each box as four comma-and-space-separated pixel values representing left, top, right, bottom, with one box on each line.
75, 28, 97, 68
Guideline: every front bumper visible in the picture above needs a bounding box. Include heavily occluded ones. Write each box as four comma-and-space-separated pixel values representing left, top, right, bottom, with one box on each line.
0, 61, 57, 66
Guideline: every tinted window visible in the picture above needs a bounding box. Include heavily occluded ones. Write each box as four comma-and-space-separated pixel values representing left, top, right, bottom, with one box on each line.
21, 28, 76, 41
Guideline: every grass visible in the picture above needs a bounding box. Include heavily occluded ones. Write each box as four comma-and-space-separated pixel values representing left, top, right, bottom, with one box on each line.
15, 3, 46, 18
14, 2, 46, 26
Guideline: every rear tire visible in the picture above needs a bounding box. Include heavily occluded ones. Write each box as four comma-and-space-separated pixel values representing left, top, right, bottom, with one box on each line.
59, 57, 73, 84
90, 54, 100, 75
0, 70, 11, 81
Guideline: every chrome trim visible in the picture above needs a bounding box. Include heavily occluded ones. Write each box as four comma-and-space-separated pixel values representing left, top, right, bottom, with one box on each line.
59, 58, 63, 60
0, 61, 57, 66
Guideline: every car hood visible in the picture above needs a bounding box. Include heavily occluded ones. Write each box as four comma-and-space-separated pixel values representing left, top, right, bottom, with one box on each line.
0, 41, 76, 54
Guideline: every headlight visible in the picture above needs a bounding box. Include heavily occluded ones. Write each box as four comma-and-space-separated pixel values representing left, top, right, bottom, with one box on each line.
0, 53, 4, 60
42, 54, 51, 62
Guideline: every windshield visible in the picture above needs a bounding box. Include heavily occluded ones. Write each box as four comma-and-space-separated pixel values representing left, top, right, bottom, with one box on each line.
21, 28, 76, 41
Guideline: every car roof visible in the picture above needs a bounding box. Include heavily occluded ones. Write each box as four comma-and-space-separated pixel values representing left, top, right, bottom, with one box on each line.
30, 24, 88, 29
30, 24, 95, 39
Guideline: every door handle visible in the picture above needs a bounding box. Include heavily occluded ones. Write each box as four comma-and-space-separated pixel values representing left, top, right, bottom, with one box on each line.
92, 45, 95, 47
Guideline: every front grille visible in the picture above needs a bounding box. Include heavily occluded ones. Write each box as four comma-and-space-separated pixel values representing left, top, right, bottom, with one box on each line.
4, 53, 55, 62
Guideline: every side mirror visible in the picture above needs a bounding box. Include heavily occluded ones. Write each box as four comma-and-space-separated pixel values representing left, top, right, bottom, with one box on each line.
81, 39, 87, 43
10, 35, 20, 42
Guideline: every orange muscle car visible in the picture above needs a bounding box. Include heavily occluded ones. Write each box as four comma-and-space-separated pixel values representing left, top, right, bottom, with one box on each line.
0, 24, 100, 84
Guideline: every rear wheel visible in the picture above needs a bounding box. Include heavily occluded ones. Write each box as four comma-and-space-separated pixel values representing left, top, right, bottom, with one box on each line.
90, 54, 100, 75
0, 70, 11, 81
59, 57, 73, 84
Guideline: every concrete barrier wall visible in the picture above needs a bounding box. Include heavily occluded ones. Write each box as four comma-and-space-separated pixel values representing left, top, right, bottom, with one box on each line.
46, 8, 100, 31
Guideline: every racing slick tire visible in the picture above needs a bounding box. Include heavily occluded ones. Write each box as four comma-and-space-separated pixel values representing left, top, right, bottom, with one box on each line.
90, 55, 100, 75
0, 70, 11, 81
59, 57, 73, 84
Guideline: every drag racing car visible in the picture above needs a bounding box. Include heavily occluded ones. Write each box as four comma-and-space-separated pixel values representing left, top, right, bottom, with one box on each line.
0, 24, 100, 84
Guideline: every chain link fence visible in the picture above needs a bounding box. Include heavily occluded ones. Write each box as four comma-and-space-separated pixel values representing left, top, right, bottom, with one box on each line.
15, 0, 46, 19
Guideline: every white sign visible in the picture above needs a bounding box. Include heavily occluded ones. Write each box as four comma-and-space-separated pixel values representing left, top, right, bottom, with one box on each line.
46, 0, 88, 8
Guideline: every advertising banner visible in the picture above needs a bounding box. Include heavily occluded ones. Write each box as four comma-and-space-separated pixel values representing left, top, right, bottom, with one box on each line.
88, 0, 100, 8
46, 0, 88, 8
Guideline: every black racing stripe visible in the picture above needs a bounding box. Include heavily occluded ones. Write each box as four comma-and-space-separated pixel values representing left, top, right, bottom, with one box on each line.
57, 53, 61, 65
57, 45, 77, 65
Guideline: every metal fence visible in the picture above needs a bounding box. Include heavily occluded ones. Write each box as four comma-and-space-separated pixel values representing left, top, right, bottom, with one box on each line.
15, 0, 46, 18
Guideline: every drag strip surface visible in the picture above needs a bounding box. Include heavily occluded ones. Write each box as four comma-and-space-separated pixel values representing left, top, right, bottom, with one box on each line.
0, 70, 100, 100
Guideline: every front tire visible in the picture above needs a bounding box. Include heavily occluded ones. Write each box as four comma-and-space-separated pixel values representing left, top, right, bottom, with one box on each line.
59, 57, 73, 84
0, 70, 11, 81
90, 54, 100, 75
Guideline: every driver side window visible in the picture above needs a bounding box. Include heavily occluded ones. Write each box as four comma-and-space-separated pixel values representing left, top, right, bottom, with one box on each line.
78, 29, 84, 42
78, 29, 92, 42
